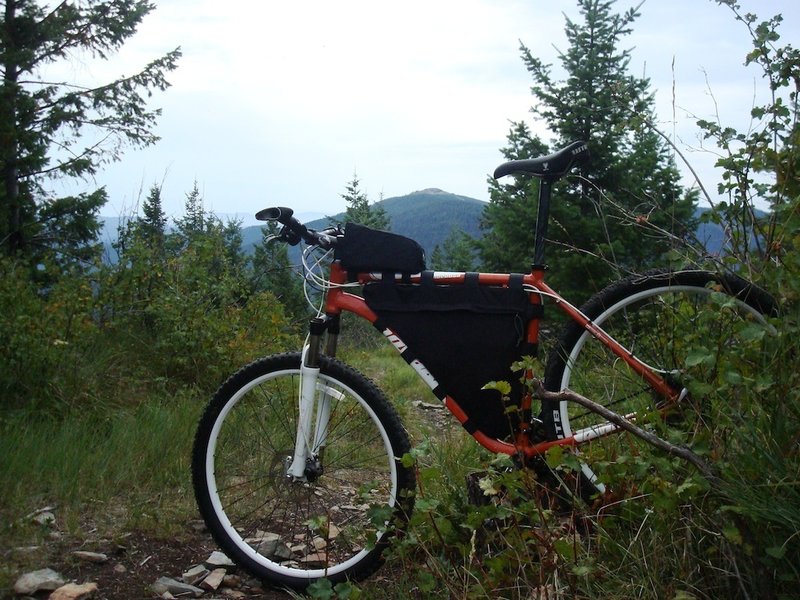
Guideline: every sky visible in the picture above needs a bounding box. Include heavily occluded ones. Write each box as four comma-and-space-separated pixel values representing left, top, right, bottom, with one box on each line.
53, 0, 799, 223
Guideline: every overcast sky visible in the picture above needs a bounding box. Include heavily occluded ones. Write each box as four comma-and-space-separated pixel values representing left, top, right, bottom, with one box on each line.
66, 0, 799, 222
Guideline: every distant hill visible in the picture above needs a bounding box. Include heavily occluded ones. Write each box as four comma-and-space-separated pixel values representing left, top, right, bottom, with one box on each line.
240, 188, 487, 260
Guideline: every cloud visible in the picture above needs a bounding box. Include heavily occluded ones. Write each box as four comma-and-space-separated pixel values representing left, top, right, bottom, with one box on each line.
86, 0, 798, 218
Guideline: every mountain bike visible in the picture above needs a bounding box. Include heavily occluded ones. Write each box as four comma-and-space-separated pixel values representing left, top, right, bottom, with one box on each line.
191, 141, 777, 590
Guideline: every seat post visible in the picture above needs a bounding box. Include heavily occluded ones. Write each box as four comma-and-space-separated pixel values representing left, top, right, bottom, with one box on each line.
533, 178, 554, 267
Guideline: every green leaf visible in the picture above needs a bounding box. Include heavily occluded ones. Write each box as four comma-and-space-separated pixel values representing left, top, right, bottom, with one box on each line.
415, 498, 440, 512
766, 545, 787, 559
545, 445, 564, 469
478, 476, 499, 496
490, 453, 515, 469
686, 349, 714, 367
333, 581, 362, 599
419, 467, 441, 485
723, 370, 743, 385
739, 322, 767, 342
572, 563, 593, 577
553, 538, 575, 562
676, 478, 699, 497
483, 380, 512, 396
723, 526, 743, 545
417, 571, 437, 592
366, 504, 393, 528
307, 578, 334, 599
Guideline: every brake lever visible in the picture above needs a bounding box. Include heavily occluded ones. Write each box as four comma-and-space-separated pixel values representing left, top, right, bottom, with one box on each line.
265, 226, 301, 246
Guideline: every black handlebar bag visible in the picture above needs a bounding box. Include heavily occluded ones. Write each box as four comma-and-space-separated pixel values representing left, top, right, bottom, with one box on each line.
363, 273, 539, 440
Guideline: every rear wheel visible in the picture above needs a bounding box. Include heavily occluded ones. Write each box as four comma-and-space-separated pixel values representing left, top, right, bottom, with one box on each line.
192, 353, 415, 590
543, 269, 776, 499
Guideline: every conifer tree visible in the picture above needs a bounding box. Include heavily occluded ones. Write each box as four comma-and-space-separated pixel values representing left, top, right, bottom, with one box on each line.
175, 181, 209, 239
251, 221, 306, 320
479, 0, 696, 301
139, 184, 167, 254
431, 227, 477, 272
340, 174, 389, 230
0, 0, 180, 269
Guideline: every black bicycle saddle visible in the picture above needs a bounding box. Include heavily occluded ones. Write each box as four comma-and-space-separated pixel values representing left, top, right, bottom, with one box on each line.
493, 140, 589, 180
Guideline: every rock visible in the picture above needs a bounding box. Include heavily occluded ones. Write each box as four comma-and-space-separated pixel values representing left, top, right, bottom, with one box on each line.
150, 576, 203, 598
32, 511, 56, 527
220, 589, 246, 599
113, 564, 127, 574
188, 519, 207, 533
181, 564, 209, 585
327, 523, 341, 539
48, 582, 99, 600
290, 543, 306, 554
71, 551, 108, 564
244, 531, 280, 546
254, 538, 293, 561
200, 568, 226, 591
300, 552, 329, 567
205, 550, 235, 569
25, 506, 56, 520
412, 400, 444, 410
312, 537, 327, 551
14, 568, 66, 595
222, 573, 242, 588
339, 504, 369, 511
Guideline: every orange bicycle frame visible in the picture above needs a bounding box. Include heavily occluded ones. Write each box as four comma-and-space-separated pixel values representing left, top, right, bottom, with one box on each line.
321, 261, 678, 460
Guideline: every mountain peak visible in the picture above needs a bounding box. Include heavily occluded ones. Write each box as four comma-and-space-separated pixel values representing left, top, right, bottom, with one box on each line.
412, 188, 448, 195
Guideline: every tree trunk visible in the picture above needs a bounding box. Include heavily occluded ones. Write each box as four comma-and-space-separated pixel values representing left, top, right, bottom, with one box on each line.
1, 0, 22, 254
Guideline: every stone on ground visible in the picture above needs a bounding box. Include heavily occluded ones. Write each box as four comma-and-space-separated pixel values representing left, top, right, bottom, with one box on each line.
14, 568, 66, 595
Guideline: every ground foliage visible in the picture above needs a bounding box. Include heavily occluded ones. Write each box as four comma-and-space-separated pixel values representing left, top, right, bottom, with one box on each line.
0, 182, 301, 416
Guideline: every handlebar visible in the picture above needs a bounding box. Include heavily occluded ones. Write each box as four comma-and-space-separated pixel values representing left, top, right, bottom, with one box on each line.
255, 206, 339, 249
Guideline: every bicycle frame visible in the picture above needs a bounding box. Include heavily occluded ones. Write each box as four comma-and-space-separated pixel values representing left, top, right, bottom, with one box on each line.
288, 260, 681, 471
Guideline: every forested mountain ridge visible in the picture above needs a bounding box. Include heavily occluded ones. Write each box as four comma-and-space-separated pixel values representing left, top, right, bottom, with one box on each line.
103, 188, 730, 263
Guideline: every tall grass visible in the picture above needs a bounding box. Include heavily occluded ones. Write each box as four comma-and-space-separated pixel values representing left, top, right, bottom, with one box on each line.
0, 390, 203, 539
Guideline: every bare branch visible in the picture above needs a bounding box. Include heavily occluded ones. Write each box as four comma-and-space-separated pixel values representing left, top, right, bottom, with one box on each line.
531, 379, 722, 489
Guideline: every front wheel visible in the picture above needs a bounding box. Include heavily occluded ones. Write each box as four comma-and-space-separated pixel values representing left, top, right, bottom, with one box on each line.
192, 353, 415, 590
543, 269, 776, 499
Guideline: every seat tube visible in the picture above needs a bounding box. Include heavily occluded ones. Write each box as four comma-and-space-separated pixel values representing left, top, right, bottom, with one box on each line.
287, 318, 326, 479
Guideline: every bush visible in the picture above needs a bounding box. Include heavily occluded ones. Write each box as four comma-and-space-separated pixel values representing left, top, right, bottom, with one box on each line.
0, 259, 98, 414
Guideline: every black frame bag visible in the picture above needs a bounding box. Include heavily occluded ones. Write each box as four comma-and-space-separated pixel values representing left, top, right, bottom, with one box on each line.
363, 273, 539, 439
334, 222, 426, 275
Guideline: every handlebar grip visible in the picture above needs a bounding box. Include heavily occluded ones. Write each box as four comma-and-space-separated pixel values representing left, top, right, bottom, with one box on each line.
256, 206, 324, 246
256, 206, 294, 224
256, 206, 308, 237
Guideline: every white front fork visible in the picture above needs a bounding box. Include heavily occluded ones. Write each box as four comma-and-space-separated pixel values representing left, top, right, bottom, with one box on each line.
287, 345, 332, 480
